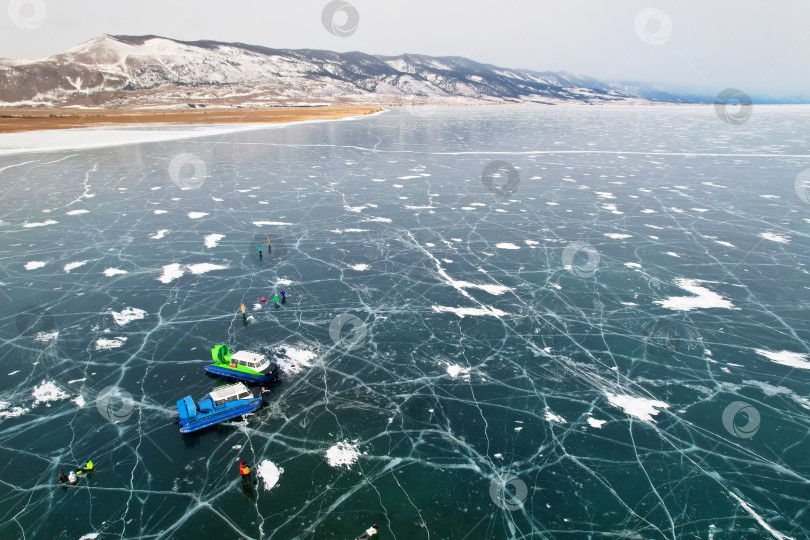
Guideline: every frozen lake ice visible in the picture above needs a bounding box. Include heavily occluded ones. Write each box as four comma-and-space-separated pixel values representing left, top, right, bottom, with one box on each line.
1, 105, 810, 538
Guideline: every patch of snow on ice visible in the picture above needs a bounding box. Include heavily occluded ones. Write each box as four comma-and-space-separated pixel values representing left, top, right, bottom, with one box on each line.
32, 380, 68, 406
0, 402, 28, 419
204, 234, 225, 248
326, 441, 361, 468
276, 347, 317, 375
760, 232, 790, 244
95, 337, 127, 350
431, 305, 509, 318
111, 307, 146, 326
601, 204, 623, 214
654, 278, 733, 311
159, 263, 184, 283
605, 392, 669, 422
446, 364, 471, 379
186, 263, 228, 275
587, 417, 606, 429
23, 219, 58, 228
362, 217, 392, 223
64, 260, 89, 273
34, 331, 59, 342
755, 349, 810, 370
257, 460, 283, 490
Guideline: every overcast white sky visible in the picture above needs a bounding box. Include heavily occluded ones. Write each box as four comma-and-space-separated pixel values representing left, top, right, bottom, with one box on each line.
1, 0, 808, 95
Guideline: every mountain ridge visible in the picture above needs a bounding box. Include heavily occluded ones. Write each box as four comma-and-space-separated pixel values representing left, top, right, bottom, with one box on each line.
0, 34, 710, 108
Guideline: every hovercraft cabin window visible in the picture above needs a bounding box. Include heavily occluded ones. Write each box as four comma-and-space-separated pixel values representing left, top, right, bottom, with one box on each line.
238, 392, 251, 399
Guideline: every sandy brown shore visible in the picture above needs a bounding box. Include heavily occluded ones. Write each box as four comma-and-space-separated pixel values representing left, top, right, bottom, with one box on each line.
0, 106, 382, 134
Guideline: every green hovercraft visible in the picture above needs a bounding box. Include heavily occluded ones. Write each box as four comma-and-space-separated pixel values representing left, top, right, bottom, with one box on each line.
205, 345, 279, 384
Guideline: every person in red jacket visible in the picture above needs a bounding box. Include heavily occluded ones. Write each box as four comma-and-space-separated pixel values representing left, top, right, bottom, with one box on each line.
239, 461, 251, 487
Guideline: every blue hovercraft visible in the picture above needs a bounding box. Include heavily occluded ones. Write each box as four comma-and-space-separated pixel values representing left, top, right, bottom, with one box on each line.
175, 382, 263, 434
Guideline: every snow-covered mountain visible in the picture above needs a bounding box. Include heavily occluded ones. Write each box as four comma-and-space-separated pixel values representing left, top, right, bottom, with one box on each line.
0, 34, 698, 108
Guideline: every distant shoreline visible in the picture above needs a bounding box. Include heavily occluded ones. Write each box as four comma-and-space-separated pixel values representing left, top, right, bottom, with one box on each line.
0, 106, 382, 134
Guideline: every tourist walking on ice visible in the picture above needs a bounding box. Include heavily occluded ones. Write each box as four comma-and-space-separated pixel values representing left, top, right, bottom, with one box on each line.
239, 461, 252, 487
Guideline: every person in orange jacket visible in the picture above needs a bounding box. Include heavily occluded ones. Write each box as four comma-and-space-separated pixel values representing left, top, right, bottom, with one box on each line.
239, 461, 252, 487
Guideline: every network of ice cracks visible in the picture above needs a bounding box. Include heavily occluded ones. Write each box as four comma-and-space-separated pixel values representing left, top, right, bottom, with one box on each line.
0, 107, 809, 539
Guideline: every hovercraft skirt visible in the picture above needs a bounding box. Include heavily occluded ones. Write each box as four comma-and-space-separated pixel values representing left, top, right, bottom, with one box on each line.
204, 364, 277, 383
179, 398, 263, 434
